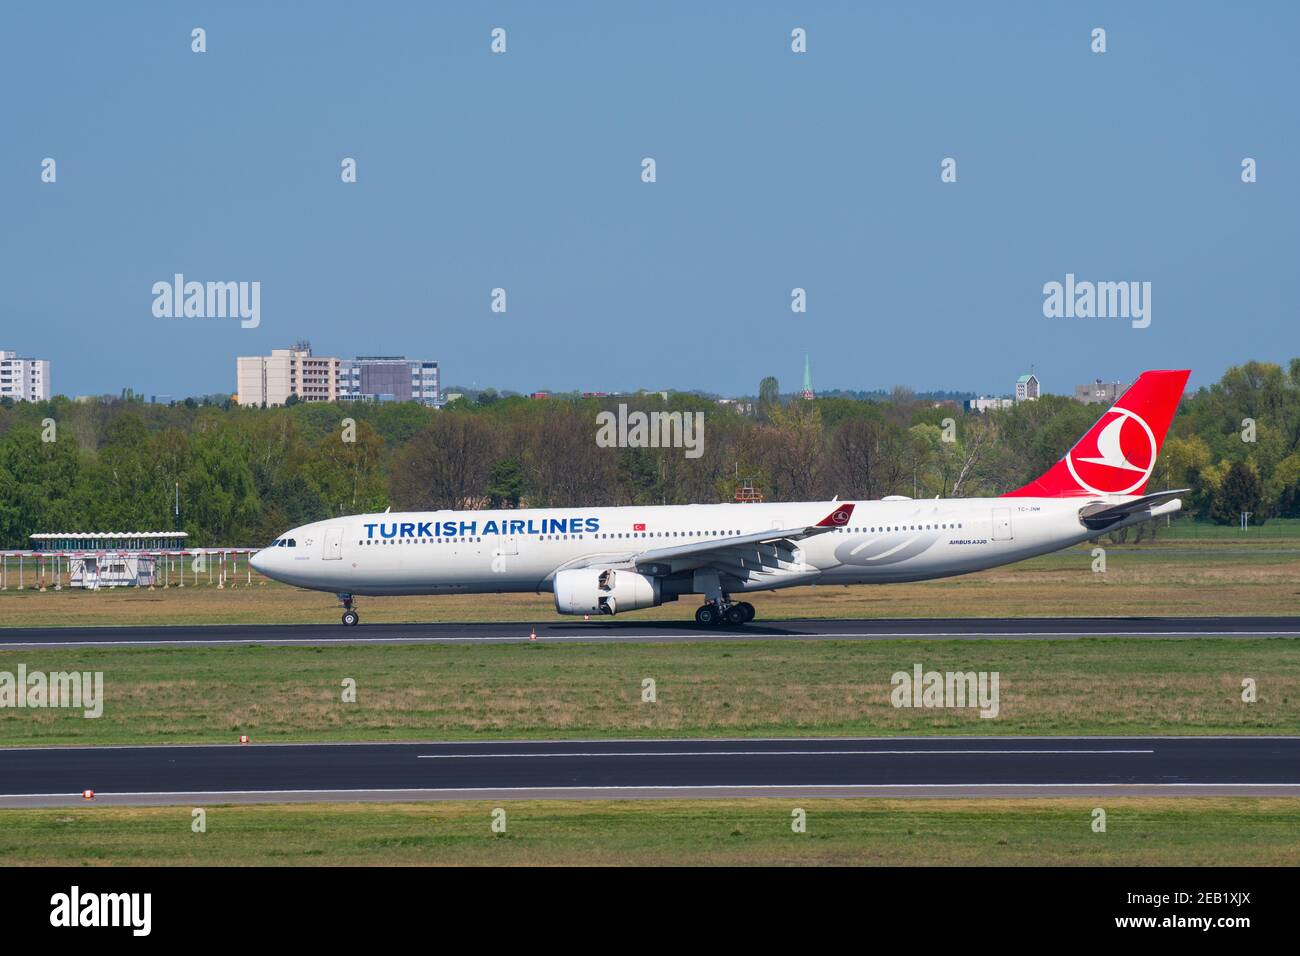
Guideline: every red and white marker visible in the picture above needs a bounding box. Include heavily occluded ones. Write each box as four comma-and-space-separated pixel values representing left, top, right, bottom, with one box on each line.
239, 734, 249, 744
82, 789, 94, 800
529, 629, 537, 641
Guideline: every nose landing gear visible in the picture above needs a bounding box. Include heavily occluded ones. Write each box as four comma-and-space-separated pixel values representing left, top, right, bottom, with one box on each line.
339, 594, 359, 626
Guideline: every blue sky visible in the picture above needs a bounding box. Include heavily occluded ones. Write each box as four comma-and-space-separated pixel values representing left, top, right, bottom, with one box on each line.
3, 1, 1297, 399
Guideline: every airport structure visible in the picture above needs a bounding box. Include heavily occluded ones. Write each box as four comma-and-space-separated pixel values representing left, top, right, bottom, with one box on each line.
0, 349, 51, 402
28, 532, 188, 588
3, 532, 258, 591
236, 345, 439, 406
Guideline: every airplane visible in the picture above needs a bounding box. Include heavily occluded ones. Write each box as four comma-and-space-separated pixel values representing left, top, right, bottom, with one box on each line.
250, 368, 1190, 626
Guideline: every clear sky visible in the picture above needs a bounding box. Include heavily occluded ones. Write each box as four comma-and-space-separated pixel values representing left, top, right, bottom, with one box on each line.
3, 1, 1296, 399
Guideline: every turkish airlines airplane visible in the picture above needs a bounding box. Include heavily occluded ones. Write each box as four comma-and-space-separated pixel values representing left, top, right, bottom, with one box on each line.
251, 369, 1190, 626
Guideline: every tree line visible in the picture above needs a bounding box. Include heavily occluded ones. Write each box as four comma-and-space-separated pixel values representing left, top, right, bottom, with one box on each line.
0, 359, 1296, 547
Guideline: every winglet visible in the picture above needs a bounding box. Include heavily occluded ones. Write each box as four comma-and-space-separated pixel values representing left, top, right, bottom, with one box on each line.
816, 503, 855, 526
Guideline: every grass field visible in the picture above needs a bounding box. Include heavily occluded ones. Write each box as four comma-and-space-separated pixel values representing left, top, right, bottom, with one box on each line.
0, 798, 1295, 866
0, 638, 1293, 745
2, 540, 1299, 627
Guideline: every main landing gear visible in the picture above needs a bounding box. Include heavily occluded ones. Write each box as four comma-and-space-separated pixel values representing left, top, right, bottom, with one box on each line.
695, 600, 755, 626
339, 593, 359, 626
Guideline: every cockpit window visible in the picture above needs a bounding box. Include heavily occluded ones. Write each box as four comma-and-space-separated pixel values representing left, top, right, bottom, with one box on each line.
271, 538, 297, 548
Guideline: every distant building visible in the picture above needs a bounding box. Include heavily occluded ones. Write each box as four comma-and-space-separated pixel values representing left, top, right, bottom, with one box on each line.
340, 356, 439, 405
1015, 373, 1040, 401
1074, 379, 1125, 405
0, 349, 51, 402
30, 532, 188, 589
236, 343, 342, 406
965, 396, 1015, 413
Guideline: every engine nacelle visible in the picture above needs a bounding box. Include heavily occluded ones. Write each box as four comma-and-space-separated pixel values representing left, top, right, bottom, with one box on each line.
553, 568, 661, 615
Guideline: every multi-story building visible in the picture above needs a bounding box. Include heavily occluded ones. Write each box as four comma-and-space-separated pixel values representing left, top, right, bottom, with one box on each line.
340, 356, 440, 405
1015, 373, 1040, 401
1074, 379, 1125, 405
0, 350, 51, 402
236, 343, 341, 406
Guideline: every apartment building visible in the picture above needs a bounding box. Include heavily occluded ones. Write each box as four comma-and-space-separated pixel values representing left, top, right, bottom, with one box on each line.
236, 343, 341, 406
0, 350, 51, 402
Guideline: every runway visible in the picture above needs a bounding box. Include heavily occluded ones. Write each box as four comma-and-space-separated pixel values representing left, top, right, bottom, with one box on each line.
1, 736, 1297, 806
2, 616, 1299, 649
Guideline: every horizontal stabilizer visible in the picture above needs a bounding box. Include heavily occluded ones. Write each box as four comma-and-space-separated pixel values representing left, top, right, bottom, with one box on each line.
1079, 489, 1188, 530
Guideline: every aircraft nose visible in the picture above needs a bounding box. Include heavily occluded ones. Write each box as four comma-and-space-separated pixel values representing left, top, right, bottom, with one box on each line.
250, 549, 269, 575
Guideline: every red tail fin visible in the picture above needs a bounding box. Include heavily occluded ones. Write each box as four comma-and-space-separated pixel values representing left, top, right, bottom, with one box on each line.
1003, 369, 1190, 498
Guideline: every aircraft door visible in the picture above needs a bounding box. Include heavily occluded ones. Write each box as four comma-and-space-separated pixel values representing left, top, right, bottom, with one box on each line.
323, 526, 343, 560
991, 508, 1013, 541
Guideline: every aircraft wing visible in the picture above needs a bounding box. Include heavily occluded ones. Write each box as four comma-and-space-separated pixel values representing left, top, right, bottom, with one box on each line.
1078, 489, 1188, 530
619, 503, 854, 587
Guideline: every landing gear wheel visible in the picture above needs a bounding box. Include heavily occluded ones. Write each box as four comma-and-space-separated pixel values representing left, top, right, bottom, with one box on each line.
737, 602, 755, 623
342, 609, 359, 626
724, 605, 747, 625
695, 604, 721, 625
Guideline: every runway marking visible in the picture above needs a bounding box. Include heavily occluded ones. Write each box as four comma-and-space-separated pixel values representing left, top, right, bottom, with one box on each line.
415, 749, 1156, 759
0, 735, 1291, 753
4, 782, 1296, 799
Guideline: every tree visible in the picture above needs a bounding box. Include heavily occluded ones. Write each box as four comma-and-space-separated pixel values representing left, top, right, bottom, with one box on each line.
486, 458, 525, 509
757, 377, 780, 421
1209, 460, 1266, 525
389, 413, 498, 511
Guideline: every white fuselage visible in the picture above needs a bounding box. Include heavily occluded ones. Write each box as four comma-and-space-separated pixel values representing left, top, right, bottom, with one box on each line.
250, 495, 1163, 599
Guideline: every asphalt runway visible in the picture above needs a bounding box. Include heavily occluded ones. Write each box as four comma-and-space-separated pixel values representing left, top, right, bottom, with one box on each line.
2, 616, 1299, 649
1, 736, 1297, 806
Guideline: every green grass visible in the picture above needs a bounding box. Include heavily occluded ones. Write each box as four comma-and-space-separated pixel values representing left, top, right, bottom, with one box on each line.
1, 638, 1295, 745
1160, 516, 1300, 540
1, 798, 1295, 866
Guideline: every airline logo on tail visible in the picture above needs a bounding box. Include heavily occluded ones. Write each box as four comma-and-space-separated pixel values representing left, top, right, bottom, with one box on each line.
1004, 368, 1189, 498
1066, 407, 1157, 495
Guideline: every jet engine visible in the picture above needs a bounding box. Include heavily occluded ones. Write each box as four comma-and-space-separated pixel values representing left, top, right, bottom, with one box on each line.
553, 568, 661, 615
